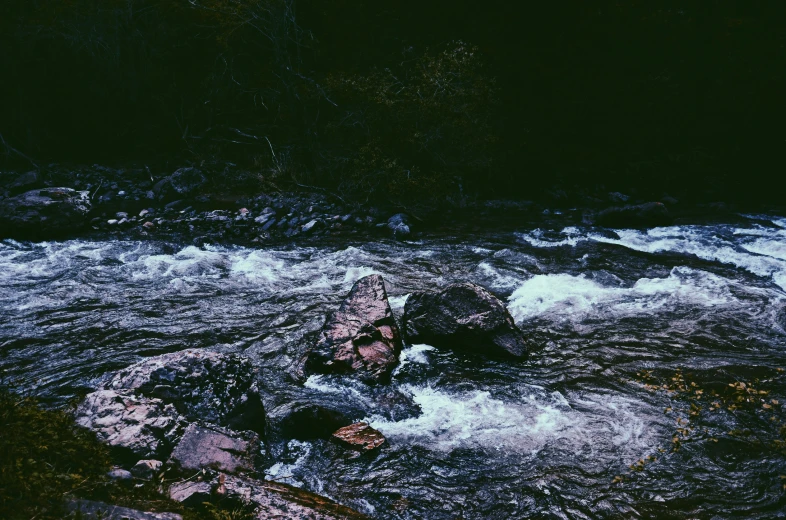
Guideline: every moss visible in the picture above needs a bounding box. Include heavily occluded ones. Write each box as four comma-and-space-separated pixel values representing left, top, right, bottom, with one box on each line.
0, 387, 256, 520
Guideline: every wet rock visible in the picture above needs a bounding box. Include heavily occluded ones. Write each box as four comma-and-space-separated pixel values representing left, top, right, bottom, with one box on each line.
66, 499, 182, 520
169, 473, 369, 519
595, 202, 672, 228
142, 221, 155, 230
0, 187, 91, 239
130, 459, 163, 480
301, 219, 319, 233
108, 349, 266, 434
271, 401, 351, 440
608, 191, 630, 203
306, 274, 403, 383
331, 422, 385, 452
107, 219, 118, 225
167, 423, 259, 475
75, 390, 186, 460
403, 282, 528, 358
387, 213, 411, 238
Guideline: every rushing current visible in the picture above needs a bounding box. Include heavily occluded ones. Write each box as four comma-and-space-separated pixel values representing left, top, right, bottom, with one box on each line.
2, 213, 786, 518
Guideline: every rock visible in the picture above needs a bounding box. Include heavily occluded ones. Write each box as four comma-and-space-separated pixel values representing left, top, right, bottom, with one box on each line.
608, 191, 630, 203
169, 473, 369, 519
261, 218, 277, 231
387, 213, 411, 238
331, 422, 385, 452
66, 499, 182, 520
271, 401, 351, 440
595, 202, 672, 228
254, 214, 272, 225
139, 209, 149, 217
108, 349, 266, 434
168, 423, 259, 475
107, 219, 119, 225
153, 167, 206, 201
142, 221, 155, 230
130, 459, 163, 480
6, 170, 42, 195
301, 219, 319, 233
75, 390, 186, 460
403, 282, 528, 358
0, 187, 91, 239
306, 274, 403, 383
107, 468, 134, 481
116, 211, 128, 219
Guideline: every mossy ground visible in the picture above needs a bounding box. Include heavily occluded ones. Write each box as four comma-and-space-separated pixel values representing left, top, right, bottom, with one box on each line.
0, 387, 253, 520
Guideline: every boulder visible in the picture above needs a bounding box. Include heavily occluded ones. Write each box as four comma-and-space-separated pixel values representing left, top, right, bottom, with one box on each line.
75, 390, 186, 460
271, 401, 351, 440
6, 170, 42, 195
168, 423, 259, 475
306, 275, 403, 383
387, 213, 411, 238
108, 349, 265, 434
331, 422, 385, 452
130, 459, 164, 480
153, 167, 206, 201
0, 187, 91, 239
403, 282, 528, 358
595, 202, 672, 228
66, 499, 182, 520
169, 473, 370, 519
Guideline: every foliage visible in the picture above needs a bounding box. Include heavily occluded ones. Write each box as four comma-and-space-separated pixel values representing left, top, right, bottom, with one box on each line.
0, 388, 111, 519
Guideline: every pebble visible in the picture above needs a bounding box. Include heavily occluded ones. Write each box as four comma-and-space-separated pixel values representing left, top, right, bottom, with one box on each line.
107, 219, 118, 225
139, 209, 149, 217
116, 212, 128, 219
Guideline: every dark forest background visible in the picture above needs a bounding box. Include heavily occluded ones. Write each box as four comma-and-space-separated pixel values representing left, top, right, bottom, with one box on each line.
1, 1, 784, 203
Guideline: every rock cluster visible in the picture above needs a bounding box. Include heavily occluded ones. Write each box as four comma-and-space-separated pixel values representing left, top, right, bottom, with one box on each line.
0, 187, 91, 239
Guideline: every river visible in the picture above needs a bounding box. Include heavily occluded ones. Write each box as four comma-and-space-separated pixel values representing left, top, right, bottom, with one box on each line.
1, 213, 785, 518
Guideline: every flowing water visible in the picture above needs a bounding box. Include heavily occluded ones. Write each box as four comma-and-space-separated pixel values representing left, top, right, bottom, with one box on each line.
2, 213, 786, 518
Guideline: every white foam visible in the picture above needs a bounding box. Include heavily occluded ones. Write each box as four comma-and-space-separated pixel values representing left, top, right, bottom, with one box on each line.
387, 294, 410, 313
264, 439, 312, 487
507, 267, 734, 322
392, 344, 436, 376
365, 385, 657, 458
517, 227, 584, 248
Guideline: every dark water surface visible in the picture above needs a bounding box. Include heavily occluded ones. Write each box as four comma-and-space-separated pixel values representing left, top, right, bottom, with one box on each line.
2, 214, 786, 518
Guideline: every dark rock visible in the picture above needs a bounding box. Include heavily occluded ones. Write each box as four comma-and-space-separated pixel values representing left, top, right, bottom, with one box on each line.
595, 202, 672, 228
169, 473, 370, 519
331, 422, 385, 452
66, 499, 182, 520
0, 187, 91, 239
130, 459, 163, 480
301, 219, 320, 233
306, 274, 403, 383
153, 167, 206, 201
108, 349, 266, 434
7, 170, 42, 195
403, 282, 528, 358
387, 213, 411, 238
75, 390, 186, 460
272, 401, 351, 440
608, 191, 629, 203
167, 423, 259, 475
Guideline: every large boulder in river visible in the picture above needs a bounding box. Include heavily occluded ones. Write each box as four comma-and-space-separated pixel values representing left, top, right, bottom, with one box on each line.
108, 349, 266, 434
595, 201, 672, 228
0, 187, 91, 239
306, 274, 403, 383
403, 282, 528, 358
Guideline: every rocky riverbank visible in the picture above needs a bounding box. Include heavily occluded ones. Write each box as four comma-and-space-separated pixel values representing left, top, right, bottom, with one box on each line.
2, 163, 781, 244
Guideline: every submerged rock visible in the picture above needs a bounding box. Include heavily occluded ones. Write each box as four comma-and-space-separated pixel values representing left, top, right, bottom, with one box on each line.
331, 422, 386, 452
595, 201, 672, 228
306, 274, 403, 382
168, 423, 259, 475
0, 187, 91, 239
75, 390, 186, 460
169, 472, 370, 519
108, 349, 266, 434
403, 282, 528, 358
